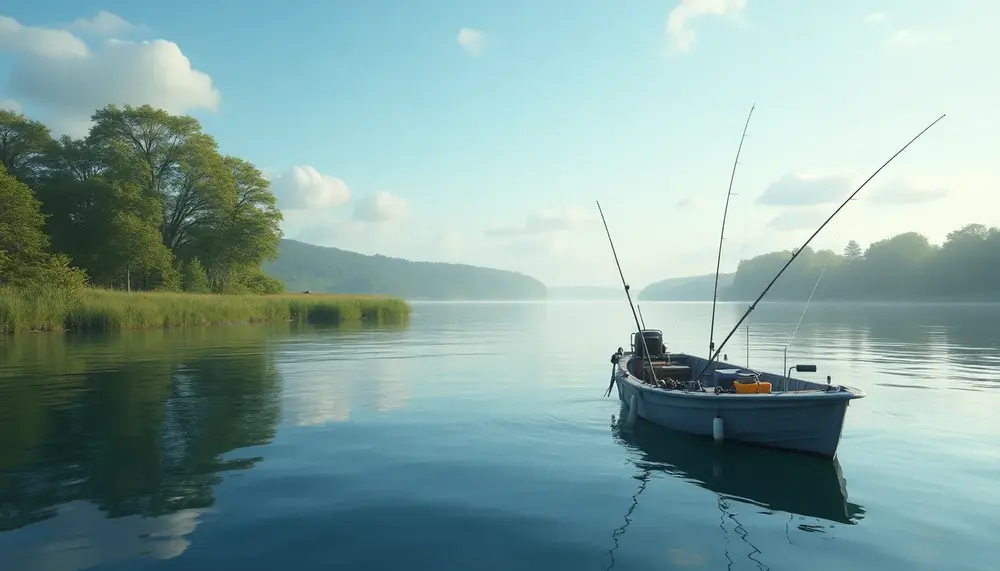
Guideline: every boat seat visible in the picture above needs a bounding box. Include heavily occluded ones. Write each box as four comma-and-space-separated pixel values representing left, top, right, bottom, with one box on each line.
649, 364, 691, 382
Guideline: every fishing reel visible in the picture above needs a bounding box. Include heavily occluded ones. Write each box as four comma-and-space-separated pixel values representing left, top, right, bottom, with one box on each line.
610, 347, 624, 364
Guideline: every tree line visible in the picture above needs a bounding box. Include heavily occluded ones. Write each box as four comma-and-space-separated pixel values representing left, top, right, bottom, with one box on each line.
725, 224, 1000, 301
0, 105, 284, 294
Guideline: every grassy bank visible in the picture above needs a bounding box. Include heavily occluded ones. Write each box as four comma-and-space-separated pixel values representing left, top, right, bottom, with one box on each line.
0, 287, 410, 334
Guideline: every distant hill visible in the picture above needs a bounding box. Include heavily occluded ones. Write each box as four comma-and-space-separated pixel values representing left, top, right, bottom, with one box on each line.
263, 239, 547, 300
639, 272, 734, 301
547, 286, 622, 300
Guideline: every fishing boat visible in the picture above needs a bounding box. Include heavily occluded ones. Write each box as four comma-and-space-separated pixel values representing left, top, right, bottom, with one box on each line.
607, 330, 865, 457
595, 109, 945, 459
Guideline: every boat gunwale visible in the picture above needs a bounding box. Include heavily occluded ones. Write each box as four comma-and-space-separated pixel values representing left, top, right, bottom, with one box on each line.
616, 352, 867, 401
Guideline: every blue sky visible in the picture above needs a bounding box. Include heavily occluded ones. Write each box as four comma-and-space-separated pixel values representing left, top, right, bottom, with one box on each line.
1, 1, 997, 287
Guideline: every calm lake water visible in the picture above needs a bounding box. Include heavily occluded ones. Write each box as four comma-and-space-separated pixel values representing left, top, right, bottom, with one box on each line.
1, 301, 998, 570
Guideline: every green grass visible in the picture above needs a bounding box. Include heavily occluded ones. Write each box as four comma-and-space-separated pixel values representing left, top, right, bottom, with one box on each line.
0, 287, 410, 334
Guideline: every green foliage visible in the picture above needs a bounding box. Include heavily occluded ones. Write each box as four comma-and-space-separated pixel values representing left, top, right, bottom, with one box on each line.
240, 267, 285, 295
0, 287, 83, 333
263, 239, 548, 300
0, 109, 52, 183
0, 288, 409, 334
0, 165, 87, 290
0, 104, 286, 297
843, 240, 862, 261
182, 257, 211, 293
723, 223, 1000, 301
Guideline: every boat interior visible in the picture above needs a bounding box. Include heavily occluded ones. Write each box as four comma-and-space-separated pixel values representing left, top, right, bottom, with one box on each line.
620, 329, 835, 395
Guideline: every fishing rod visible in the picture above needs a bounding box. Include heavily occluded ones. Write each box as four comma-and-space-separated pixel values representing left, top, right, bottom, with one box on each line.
782, 255, 831, 390
637, 305, 647, 330
596, 201, 658, 390
693, 113, 947, 382
708, 104, 755, 361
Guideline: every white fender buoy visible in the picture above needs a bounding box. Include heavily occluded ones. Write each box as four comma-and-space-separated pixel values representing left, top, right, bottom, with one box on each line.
712, 416, 724, 442
627, 394, 639, 424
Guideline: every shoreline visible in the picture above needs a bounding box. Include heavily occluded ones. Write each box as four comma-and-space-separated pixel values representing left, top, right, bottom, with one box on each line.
0, 288, 411, 335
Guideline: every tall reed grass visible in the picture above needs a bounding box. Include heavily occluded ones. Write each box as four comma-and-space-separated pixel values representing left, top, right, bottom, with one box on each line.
0, 287, 410, 334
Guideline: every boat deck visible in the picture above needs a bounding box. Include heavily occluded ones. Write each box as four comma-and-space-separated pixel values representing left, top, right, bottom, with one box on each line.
624, 352, 845, 396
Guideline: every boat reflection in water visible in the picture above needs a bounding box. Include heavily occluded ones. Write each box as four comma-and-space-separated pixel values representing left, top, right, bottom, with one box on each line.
605, 405, 866, 569
610, 403, 865, 525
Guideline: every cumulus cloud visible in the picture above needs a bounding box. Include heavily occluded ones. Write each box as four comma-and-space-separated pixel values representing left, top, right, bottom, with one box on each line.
457, 28, 485, 56
757, 173, 853, 207
867, 181, 949, 205
485, 206, 592, 237
666, 0, 746, 52
863, 12, 886, 25
270, 166, 351, 211
0, 13, 219, 136
68, 11, 140, 37
352, 190, 408, 223
885, 29, 952, 49
0, 98, 19, 111
0, 15, 89, 58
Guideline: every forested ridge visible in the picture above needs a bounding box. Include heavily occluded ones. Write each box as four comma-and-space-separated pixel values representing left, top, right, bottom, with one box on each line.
1, 105, 284, 294
264, 239, 548, 300
639, 273, 734, 301
724, 226, 1000, 301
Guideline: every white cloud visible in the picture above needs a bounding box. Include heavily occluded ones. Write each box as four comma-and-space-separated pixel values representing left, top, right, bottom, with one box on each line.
867, 180, 949, 205
0, 500, 203, 568
68, 11, 140, 37
666, 0, 746, 52
0, 98, 19, 111
758, 172, 950, 209
757, 173, 854, 207
0, 15, 89, 59
0, 14, 219, 137
270, 166, 351, 211
352, 190, 408, 223
457, 28, 486, 56
885, 29, 952, 49
863, 12, 886, 25
484, 206, 592, 237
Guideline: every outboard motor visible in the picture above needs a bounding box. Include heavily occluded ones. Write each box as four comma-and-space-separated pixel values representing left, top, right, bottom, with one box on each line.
633, 329, 664, 360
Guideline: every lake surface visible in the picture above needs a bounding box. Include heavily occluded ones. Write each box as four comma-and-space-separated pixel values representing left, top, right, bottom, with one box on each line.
1, 301, 998, 570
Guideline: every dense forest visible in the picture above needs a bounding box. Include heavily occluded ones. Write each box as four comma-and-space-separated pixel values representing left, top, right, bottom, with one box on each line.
264, 239, 547, 300
0, 106, 284, 294
724, 225, 1000, 301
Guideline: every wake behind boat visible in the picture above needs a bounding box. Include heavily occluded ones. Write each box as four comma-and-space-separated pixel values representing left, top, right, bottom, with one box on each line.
609, 329, 865, 457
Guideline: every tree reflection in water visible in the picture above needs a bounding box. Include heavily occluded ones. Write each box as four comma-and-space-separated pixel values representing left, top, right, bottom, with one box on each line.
0, 326, 284, 566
